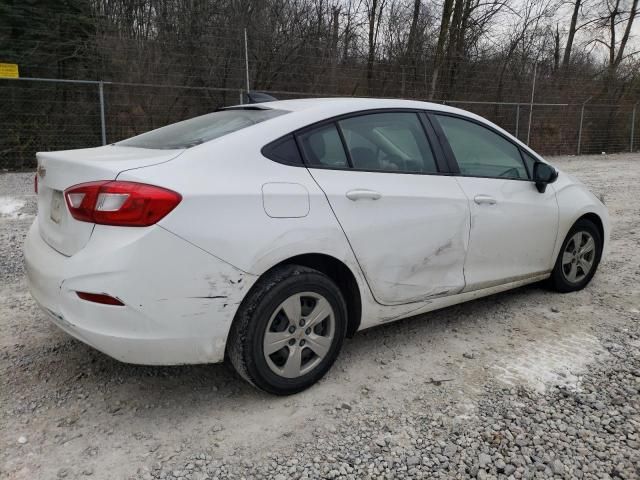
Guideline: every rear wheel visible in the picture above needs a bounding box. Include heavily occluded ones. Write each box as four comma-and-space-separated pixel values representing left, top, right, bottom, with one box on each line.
227, 265, 347, 395
550, 218, 602, 293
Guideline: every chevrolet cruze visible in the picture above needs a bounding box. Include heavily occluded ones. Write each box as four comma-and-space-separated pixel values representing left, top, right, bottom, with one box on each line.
24, 98, 609, 394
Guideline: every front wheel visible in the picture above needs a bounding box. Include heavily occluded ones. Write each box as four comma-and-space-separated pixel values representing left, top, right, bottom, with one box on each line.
227, 265, 347, 395
550, 218, 603, 293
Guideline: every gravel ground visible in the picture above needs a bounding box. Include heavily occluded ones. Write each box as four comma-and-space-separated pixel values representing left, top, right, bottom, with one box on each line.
1, 154, 639, 480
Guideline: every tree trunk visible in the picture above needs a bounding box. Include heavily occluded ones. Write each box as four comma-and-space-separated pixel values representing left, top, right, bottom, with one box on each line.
613, 0, 638, 68
406, 0, 421, 60
430, 0, 455, 99
554, 24, 560, 72
443, 0, 469, 99
330, 6, 340, 92
562, 0, 581, 68
367, 0, 379, 94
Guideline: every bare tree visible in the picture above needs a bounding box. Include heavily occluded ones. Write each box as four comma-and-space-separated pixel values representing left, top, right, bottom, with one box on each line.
609, 0, 639, 69
493, 0, 556, 104
365, 0, 388, 94
562, 0, 582, 67
430, 0, 455, 98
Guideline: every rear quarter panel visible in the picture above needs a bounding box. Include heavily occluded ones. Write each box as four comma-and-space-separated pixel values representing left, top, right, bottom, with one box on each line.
115, 126, 387, 328
117, 135, 355, 275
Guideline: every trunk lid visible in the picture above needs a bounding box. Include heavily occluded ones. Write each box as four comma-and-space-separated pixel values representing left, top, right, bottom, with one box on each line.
36, 145, 183, 256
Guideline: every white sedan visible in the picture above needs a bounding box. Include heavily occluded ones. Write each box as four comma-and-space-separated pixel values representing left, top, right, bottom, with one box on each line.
24, 98, 609, 394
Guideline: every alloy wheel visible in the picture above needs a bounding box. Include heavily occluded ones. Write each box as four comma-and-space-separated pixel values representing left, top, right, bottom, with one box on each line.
561, 231, 596, 284
263, 292, 335, 378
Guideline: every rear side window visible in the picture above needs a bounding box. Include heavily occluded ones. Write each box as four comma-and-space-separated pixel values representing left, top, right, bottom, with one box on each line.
297, 124, 349, 168
118, 108, 287, 150
435, 115, 528, 179
338, 113, 438, 173
262, 135, 303, 166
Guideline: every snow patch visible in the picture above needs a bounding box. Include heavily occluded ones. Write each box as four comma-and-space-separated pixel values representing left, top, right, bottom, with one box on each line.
0, 196, 26, 219
492, 332, 606, 393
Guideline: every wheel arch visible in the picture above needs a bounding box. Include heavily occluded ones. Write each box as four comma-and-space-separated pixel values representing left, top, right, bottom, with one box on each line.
271, 253, 362, 337
549, 211, 605, 292
553, 177, 609, 266
576, 212, 604, 242
230, 253, 363, 341
553, 210, 606, 263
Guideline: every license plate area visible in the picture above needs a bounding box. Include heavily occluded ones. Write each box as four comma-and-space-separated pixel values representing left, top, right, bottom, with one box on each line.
50, 190, 64, 224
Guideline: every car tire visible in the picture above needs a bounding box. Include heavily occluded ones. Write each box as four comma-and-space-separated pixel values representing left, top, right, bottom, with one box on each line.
227, 264, 347, 395
550, 218, 603, 293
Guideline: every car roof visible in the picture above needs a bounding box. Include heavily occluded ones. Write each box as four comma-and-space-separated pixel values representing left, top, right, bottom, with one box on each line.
235, 97, 491, 131
225, 97, 544, 161
242, 97, 449, 113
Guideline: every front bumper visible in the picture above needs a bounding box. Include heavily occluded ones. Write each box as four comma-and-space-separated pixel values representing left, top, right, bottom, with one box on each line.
24, 220, 256, 365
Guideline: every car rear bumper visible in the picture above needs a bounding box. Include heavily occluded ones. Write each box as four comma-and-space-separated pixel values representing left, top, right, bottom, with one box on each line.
24, 220, 256, 365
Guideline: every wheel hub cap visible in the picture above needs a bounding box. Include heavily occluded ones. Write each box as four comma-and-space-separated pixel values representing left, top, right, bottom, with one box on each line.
263, 292, 335, 379
561, 231, 595, 284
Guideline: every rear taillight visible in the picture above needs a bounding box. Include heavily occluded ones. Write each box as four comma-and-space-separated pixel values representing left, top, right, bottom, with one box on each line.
34, 174, 38, 194
64, 181, 181, 227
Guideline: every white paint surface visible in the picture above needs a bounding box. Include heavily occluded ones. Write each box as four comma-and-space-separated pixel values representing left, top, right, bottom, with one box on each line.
23, 97, 610, 366
262, 182, 310, 218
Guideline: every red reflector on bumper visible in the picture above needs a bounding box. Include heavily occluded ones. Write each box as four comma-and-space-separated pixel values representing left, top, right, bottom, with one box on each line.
76, 292, 124, 306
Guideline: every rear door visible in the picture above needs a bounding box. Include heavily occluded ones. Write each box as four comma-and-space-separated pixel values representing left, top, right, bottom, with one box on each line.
299, 111, 470, 305
430, 113, 558, 290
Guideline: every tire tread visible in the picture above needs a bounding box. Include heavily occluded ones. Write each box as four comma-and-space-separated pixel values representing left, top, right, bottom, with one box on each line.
227, 264, 346, 394
549, 218, 602, 293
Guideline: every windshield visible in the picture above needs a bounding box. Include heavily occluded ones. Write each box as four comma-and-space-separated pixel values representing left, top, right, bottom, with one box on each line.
117, 108, 287, 149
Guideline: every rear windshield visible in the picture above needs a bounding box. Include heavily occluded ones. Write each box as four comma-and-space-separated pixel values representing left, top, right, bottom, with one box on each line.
117, 108, 287, 149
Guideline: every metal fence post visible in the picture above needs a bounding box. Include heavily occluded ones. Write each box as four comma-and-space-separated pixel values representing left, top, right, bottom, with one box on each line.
526, 64, 537, 145
578, 96, 592, 155
515, 104, 520, 138
631, 102, 638, 153
98, 81, 106, 145
244, 29, 250, 93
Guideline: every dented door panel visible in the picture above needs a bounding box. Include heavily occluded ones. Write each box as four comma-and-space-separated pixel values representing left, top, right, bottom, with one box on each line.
455, 176, 559, 290
308, 169, 470, 305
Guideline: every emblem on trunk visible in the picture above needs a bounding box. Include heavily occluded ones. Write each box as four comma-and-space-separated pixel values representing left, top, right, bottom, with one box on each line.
37, 165, 46, 178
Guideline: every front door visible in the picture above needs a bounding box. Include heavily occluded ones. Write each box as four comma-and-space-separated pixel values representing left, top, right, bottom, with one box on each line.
431, 113, 559, 290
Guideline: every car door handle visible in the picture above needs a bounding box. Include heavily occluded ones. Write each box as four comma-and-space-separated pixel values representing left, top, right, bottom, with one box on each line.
474, 194, 497, 205
346, 189, 382, 201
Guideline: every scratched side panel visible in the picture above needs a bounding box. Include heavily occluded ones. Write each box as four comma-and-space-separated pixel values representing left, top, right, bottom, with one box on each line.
454, 176, 558, 291
117, 133, 382, 330
308, 169, 470, 305
53, 225, 258, 363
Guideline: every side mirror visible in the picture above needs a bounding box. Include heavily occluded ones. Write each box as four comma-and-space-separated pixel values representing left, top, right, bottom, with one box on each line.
533, 162, 558, 193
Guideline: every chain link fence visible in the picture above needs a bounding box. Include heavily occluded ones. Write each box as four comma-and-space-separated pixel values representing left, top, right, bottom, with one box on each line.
1, 77, 638, 170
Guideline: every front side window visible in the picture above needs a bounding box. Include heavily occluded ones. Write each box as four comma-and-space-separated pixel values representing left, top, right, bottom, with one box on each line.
297, 124, 349, 168
118, 108, 287, 150
338, 113, 438, 173
435, 115, 528, 179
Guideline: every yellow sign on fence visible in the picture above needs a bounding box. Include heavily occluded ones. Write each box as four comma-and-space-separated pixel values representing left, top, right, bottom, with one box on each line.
0, 63, 19, 78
